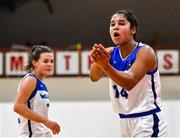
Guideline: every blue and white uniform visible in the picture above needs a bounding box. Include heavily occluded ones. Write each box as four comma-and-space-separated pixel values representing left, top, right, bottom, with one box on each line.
16, 73, 52, 137
109, 43, 167, 137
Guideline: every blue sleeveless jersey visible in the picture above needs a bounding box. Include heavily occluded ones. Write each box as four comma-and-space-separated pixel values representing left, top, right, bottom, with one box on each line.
110, 43, 141, 72
109, 43, 162, 118
17, 73, 52, 137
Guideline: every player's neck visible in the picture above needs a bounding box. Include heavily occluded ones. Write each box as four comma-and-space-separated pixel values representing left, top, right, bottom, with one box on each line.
119, 40, 137, 58
32, 71, 45, 81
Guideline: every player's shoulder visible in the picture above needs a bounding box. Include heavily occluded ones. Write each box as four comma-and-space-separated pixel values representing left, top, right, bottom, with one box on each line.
21, 73, 37, 86
138, 43, 155, 55
139, 43, 154, 50
106, 47, 114, 53
137, 43, 157, 66
18, 73, 37, 94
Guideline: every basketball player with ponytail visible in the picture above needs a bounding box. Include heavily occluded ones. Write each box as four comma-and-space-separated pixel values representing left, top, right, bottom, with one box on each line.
14, 45, 60, 137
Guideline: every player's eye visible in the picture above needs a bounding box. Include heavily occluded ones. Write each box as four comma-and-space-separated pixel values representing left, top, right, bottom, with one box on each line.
50, 60, 54, 63
118, 21, 125, 26
44, 60, 48, 63
110, 22, 115, 27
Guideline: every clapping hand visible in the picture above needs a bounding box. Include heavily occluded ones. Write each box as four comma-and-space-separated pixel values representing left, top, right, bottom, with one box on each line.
90, 44, 110, 69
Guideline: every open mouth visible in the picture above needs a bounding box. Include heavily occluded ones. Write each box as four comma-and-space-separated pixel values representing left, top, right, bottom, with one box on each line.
114, 32, 120, 37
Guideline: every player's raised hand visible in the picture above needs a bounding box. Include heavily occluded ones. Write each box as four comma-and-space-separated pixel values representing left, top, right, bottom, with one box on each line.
90, 44, 100, 62
94, 44, 109, 57
91, 43, 110, 68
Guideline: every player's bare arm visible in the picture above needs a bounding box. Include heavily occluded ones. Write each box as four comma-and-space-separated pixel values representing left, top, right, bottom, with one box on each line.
94, 44, 157, 90
13, 76, 51, 124
90, 44, 113, 81
14, 76, 60, 134
127, 45, 157, 88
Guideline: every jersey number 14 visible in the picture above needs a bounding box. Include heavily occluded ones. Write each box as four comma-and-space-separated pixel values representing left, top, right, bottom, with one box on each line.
113, 84, 128, 99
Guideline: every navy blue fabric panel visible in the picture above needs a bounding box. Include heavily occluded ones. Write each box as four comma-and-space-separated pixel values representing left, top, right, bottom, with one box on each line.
151, 113, 160, 137
119, 107, 161, 118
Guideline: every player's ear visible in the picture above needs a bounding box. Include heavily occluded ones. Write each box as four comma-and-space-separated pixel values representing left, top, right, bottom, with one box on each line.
131, 27, 136, 35
32, 60, 37, 68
